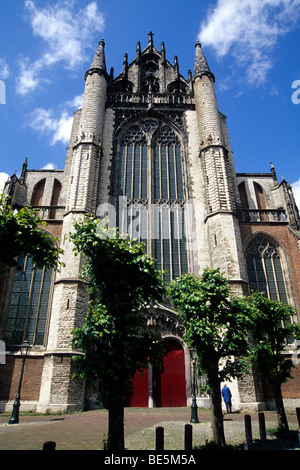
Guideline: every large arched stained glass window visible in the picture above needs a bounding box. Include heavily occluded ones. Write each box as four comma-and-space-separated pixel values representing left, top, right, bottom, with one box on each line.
4, 256, 53, 346
117, 119, 188, 282
246, 236, 288, 303
117, 124, 148, 244
152, 125, 187, 281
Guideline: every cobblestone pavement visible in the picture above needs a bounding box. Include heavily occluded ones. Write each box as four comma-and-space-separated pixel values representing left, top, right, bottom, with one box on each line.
0, 408, 299, 450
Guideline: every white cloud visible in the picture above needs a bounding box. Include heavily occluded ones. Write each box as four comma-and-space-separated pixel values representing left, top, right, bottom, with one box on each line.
17, 57, 49, 96
291, 178, 300, 210
66, 94, 84, 109
17, 1, 105, 95
0, 58, 10, 80
41, 163, 57, 170
28, 94, 83, 145
52, 112, 74, 145
199, 0, 300, 86
0, 172, 9, 190
29, 108, 73, 145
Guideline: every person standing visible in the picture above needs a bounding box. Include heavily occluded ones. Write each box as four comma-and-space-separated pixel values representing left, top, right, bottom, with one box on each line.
222, 384, 232, 413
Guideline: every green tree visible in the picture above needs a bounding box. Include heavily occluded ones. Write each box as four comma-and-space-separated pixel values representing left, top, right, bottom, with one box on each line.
169, 268, 251, 447
70, 216, 165, 450
248, 291, 300, 432
0, 193, 63, 273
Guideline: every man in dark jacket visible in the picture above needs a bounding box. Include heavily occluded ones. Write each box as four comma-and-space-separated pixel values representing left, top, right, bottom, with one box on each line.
222, 384, 232, 413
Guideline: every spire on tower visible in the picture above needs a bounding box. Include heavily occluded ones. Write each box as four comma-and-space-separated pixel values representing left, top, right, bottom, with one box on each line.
122, 53, 128, 76
270, 162, 278, 185
85, 38, 107, 80
136, 41, 141, 61
193, 41, 215, 82
148, 31, 154, 50
20, 157, 28, 182
174, 55, 179, 78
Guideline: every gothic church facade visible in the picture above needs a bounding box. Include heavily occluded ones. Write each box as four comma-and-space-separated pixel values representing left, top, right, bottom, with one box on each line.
1, 34, 300, 412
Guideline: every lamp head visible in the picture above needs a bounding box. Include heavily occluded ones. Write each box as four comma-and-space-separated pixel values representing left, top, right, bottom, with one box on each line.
19, 340, 32, 357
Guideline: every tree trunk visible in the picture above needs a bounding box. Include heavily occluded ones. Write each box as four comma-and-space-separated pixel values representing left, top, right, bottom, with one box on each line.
108, 395, 125, 450
273, 383, 289, 432
208, 371, 226, 447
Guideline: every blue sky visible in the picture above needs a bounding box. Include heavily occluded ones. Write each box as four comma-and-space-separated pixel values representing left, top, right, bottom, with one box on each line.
1, 0, 300, 206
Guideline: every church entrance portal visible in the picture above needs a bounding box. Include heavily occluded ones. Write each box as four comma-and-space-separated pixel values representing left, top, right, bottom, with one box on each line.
125, 339, 187, 407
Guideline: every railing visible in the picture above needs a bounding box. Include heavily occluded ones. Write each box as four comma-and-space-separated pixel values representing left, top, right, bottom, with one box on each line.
31, 205, 65, 221
239, 209, 287, 223
106, 92, 194, 106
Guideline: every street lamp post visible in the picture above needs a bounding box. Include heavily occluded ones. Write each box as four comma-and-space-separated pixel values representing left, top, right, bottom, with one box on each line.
190, 348, 199, 424
8, 340, 32, 424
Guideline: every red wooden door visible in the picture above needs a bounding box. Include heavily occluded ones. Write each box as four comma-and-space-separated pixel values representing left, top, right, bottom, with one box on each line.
155, 340, 187, 407
124, 368, 148, 407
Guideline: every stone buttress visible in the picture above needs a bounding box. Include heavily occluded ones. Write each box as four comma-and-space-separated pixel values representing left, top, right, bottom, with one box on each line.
37, 41, 108, 412
192, 41, 248, 297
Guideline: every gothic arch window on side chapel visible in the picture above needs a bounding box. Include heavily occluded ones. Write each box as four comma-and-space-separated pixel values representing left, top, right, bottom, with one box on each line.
246, 236, 288, 304
4, 256, 53, 346
117, 120, 188, 282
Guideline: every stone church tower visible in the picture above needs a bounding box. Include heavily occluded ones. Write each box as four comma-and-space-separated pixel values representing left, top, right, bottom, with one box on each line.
1, 34, 300, 412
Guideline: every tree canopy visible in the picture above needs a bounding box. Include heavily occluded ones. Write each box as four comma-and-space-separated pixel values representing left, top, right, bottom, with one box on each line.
0, 193, 63, 273
169, 269, 251, 381
169, 268, 251, 446
248, 291, 300, 430
70, 216, 165, 450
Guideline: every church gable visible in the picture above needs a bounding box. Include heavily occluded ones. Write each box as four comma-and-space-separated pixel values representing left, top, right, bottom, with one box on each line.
109, 32, 190, 95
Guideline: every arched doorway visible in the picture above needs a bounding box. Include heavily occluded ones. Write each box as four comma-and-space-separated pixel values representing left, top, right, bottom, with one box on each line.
124, 339, 187, 407
124, 368, 149, 407
154, 339, 187, 407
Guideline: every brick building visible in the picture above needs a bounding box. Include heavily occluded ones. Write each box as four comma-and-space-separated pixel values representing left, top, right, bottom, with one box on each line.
1, 34, 300, 412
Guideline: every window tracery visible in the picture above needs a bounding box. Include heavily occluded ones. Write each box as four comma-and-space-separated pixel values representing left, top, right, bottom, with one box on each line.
246, 236, 287, 303
4, 256, 53, 346
117, 120, 188, 281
